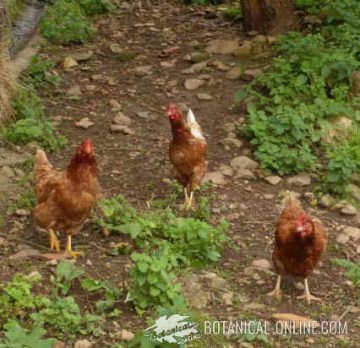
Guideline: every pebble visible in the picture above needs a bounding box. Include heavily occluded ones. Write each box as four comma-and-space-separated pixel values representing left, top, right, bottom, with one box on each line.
265, 176, 282, 186
75, 118, 95, 129
197, 93, 212, 100
113, 112, 132, 126
74, 340, 92, 348
63, 56, 78, 69
110, 125, 135, 135
287, 174, 311, 187
184, 78, 204, 90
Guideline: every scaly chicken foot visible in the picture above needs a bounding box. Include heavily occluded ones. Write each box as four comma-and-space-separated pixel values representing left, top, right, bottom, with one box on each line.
267, 275, 282, 298
49, 229, 60, 252
296, 279, 321, 305
65, 235, 84, 258
181, 188, 192, 211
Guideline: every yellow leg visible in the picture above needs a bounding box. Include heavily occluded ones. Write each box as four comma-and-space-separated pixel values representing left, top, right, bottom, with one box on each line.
49, 229, 60, 252
267, 275, 282, 298
65, 235, 84, 258
296, 279, 321, 304
186, 191, 194, 210
181, 188, 189, 210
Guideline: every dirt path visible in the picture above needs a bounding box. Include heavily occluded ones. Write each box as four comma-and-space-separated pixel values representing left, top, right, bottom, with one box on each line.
2, 1, 359, 347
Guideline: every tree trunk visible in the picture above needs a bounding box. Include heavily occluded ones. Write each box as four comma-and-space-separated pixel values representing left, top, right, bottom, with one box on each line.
241, 0, 298, 35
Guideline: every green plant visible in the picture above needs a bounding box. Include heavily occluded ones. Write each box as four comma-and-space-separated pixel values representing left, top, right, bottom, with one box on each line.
221, 6, 242, 20
23, 56, 60, 88
53, 261, 84, 295
1, 85, 67, 151
333, 259, 359, 304
81, 277, 121, 312
77, 0, 115, 16
129, 248, 185, 310
41, 0, 95, 44
237, 1, 360, 194
0, 321, 55, 348
8, 0, 26, 24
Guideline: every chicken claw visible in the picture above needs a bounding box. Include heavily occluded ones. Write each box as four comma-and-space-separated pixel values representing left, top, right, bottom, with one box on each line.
267, 275, 282, 299
296, 279, 321, 305
65, 235, 84, 258
49, 229, 60, 252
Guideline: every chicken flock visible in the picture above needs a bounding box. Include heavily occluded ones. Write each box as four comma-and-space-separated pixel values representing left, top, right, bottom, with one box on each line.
32, 103, 327, 304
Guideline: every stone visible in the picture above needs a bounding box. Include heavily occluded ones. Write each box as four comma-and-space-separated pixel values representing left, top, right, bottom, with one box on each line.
212, 60, 229, 71
75, 118, 95, 129
109, 99, 121, 111
110, 125, 135, 135
9, 247, 41, 260
219, 164, 234, 177
181, 274, 210, 309
203, 172, 227, 185
52, 341, 66, 348
110, 43, 124, 54
205, 39, 240, 55
348, 184, 360, 202
231, 156, 259, 170
235, 169, 256, 180
113, 112, 132, 126
63, 56, 78, 69
265, 176, 282, 186
242, 68, 263, 81
184, 78, 204, 91
134, 65, 152, 76
226, 67, 242, 80
74, 340, 93, 348
222, 123, 236, 133
287, 174, 311, 187
343, 226, 360, 241
341, 205, 358, 216
120, 329, 134, 341
336, 233, 349, 245
66, 85, 82, 96
233, 40, 252, 58
72, 51, 93, 62
251, 259, 271, 270
196, 93, 212, 100
220, 138, 243, 148
15, 209, 30, 216
136, 111, 152, 119
190, 51, 209, 63
319, 194, 336, 208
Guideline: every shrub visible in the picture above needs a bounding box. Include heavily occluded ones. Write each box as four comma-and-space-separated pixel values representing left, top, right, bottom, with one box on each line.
40, 0, 95, 44
78, 0, 115, 16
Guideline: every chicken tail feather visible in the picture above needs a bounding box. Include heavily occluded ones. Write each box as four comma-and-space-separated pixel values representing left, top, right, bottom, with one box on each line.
35, 149, 53, 177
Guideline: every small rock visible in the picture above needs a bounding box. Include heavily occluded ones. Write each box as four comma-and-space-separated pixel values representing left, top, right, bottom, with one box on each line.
222, 292, 233, 306
75, 118, 95, 129
206, 39, 240, 55
120, 329, 134, 341
226, 67, 242, 80
204, 172, 227, 185
134, 65, 152, 76
136, 111, 151, 119
220, 138, 243, 148
251, 259, 271, 270
287, 174, 311, 187
235, 169, 256, 180
233, 40, 252, 58
109, 99, 121, 111
348, 184, 360, 202
341, 204, 358, 216
52, 341, 66, 348
110, 125, 135, 135
264, 194, 274, 200
265, 176, 282, 186
113, 112, 132, 126
219, 164, 234, 177
197, 93, 212, 100
222, 123, 236, 133
66, 85, 82, 96
231, 156, 259, 170
343, 226, 360, 241
336, 233, 350, 245
15, 209, 30, 217
9, 247, 41, 260
63, 56, 78, 69
72, 51, 93, 62
190, 51, 209, 63
242, 68, 263, 81
319, 194, 336, 208
243, 303, 266, 311
212, 60, 229, 71
184, 78, 204, 91
74, 340, 92, 348
110, 43, 124, 54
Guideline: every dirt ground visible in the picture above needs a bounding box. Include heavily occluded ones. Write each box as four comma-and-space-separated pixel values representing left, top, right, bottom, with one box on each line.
1, 1, 359, 347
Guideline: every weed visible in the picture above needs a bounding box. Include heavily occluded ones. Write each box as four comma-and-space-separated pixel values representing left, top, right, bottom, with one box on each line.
41, 0, 95, 44
221, 6, 242, 20
7, 0, 26, 24
0, 321, 55, 348
23, 56, 60, 88
52, 261, 84, 295
77, 0, 115, 16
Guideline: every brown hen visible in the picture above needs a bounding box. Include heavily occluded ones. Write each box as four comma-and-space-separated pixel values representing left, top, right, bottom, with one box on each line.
34, 139, 100, 258
167, 103, 207, 210
269, 193, 328, 304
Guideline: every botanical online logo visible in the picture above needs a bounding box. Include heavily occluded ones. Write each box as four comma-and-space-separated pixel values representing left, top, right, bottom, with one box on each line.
144, 314, 200, 344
